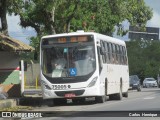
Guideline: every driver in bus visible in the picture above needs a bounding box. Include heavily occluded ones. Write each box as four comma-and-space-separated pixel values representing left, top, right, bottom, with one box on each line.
51, 57, 66, 70
51, 57, 67, 77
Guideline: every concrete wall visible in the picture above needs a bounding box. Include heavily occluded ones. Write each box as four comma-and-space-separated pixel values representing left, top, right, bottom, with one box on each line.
0, 52, 21, 97
0, 52, 21, 84
0, 52, 21, 69
0, 52, 41, 97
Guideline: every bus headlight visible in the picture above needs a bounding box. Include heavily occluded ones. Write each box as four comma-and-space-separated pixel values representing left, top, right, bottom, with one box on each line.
87, 77, 98, 87
41, 80, 52, 90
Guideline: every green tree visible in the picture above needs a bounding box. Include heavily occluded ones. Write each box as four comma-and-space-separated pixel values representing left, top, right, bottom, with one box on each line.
19, 0, 153, 35
19, 0, 64, 35
55, 0, 153, 35
126, 40, 160, 81
17, 0, 153, 53
126, 40, 145, 78
0, 0, 8, 35
0, 0, 23, 35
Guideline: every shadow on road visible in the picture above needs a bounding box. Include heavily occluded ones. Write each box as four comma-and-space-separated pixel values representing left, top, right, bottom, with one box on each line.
19, 97, 97, 107
19, 88, 160, 107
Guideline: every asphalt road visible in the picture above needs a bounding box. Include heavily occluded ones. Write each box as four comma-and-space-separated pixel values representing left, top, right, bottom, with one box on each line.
1, 88, 159, 120
29, 87, 160, 120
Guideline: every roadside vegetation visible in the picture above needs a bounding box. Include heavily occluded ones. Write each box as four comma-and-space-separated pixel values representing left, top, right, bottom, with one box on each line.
127, 39, 160, 81
0, 106, 33, 111
1, 0, 158, 80
0, 0, 153, 50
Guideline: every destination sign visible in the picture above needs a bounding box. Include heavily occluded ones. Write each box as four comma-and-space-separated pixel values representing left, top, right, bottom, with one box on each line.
42, 35, 93, 45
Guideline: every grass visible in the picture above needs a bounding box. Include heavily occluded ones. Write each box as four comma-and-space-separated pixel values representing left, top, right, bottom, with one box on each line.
0, 106, 33, 111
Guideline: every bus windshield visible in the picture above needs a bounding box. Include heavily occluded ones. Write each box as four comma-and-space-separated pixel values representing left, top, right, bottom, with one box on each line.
42, 39, 96, 78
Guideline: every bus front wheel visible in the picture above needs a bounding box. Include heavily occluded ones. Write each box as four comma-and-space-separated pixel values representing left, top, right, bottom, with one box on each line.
53, 98, 67, 106
72, 98, 85, 104
95, 95, 106, 103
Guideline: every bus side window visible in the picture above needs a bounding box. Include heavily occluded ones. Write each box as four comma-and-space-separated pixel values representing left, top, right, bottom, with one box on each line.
100, 40, 106, 63
116, 45, 120, 64
105, 42, 109, 63
122, 46, 127, 65
119, 46, 124, 65
115, 44, 119, 64
112, 43, 116, 64
97, 46, 103, 73
107, 42, 111, 63
109, 43, 113, 64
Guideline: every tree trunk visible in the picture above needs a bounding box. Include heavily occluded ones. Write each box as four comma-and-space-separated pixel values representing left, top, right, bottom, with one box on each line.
50, 25, 56, 34
0, 0, 8, 35
50, 7, 56, 34
66, 21, 70, 33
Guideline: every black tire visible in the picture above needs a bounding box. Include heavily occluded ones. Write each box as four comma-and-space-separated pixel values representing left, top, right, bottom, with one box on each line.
109, 94, 116, 100
109, 83, 123, 100
72, 98, 85, 104
47, 99, 55, 107
95, 95, 106, 103
53, 98, 67, 106
72, 99, 79, 104
123, 90, 128, 98
96, 79, 107, 103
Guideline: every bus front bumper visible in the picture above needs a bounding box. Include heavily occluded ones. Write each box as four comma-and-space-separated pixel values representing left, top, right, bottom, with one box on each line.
42, 86, 100, 99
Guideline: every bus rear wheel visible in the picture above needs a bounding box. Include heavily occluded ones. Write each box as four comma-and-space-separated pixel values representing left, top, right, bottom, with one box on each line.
123, 90, 128, 98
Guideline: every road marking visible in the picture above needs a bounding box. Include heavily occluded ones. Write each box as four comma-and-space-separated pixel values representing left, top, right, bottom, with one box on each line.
143, 97, 155, 100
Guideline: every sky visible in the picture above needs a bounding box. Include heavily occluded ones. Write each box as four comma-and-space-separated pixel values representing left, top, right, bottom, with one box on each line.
145, 0, 160, 27
115, 0, 160, 40
6, 0, 160, 45
7, 15, 36, 44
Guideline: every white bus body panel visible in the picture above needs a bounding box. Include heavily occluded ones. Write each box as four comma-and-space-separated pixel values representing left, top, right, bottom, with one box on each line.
96, 34, 129, 95
40, 70, 103, 99
40, 32, 129, 99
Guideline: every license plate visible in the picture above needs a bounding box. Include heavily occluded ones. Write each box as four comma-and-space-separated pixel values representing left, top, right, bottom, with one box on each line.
64, 93, 76, 98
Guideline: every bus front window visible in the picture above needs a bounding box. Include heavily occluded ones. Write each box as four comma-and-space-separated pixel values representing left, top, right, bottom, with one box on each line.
73, 46, 96, 76
42, 44, 96, 78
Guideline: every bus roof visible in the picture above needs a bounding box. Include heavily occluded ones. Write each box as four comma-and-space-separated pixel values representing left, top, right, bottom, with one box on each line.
41, 31, 125, 46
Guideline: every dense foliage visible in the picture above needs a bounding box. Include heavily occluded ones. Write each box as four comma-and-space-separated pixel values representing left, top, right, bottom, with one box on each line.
1, 0, 158, 79
18, 0, 153, 36
17, 0, 153, 54
1, 0, 153, 47
126, 40, 160, 81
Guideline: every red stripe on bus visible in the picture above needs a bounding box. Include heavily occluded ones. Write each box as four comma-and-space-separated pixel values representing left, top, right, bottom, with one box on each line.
0, 67, 20, 70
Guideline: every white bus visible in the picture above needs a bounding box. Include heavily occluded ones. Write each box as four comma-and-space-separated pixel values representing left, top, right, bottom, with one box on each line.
40, 31, 129, 104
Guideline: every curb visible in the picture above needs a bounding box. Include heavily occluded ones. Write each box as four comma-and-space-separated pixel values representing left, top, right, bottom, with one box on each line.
0, 99, 17, 109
